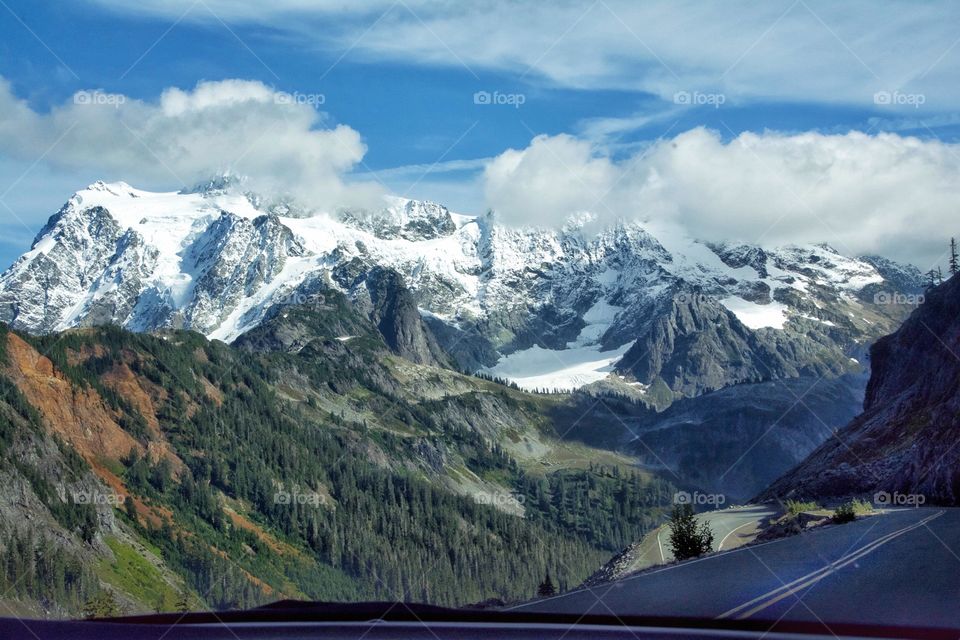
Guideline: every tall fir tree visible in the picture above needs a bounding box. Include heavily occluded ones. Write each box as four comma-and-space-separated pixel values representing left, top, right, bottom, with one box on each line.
950, 238, 959, 276
536, 571, 556, 598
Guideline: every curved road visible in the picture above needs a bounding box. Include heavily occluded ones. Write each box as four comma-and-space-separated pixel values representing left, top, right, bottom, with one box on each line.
631, 505, 775, 571
509, 508, 959, 629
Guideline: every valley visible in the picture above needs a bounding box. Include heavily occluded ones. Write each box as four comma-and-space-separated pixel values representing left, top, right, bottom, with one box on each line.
0, 179, 939, 619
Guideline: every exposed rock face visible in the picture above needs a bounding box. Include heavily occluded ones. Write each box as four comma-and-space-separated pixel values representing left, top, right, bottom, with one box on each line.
183, 212, 307, 334
340, 200, 457, 241
616, 291, 850, 398
709, 242, 769, 278
3, 331, 144, 463
759, 274, 960, 504
359, 266, 451, 367
0, 204, 125, 331
232, 289, 379, 354
317, 261, 451, 367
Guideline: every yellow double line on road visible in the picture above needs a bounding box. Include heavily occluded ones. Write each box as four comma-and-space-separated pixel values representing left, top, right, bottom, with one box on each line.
717, 510, 944, 620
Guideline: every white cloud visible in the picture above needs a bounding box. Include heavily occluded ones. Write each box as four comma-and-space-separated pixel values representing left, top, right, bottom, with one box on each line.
0, 77, 382, 211
482, 128, 960, 268
85, 0, 960, 109
484, 134, 618, 228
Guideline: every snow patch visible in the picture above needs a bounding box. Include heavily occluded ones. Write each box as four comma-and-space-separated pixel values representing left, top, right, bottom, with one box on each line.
720, 297, 789, 330
482, 341, 634, 392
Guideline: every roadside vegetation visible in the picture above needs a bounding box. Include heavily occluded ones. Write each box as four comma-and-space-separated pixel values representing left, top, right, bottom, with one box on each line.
785, 500, 820, 515
667, 504, 715, 560
832, 499, 873, 524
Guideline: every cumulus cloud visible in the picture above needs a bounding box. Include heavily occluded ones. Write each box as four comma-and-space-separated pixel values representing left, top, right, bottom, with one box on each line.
85, 0, 960, 109
484, 135, 618, 227
483, 128, 960, 268
0, 77, 382, 211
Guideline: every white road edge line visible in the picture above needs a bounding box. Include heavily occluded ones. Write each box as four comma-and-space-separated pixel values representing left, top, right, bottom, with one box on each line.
718, 521, 756, 551
717, 510, 944, 620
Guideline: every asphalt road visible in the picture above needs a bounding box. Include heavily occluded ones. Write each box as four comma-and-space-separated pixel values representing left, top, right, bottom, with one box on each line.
509, 508, 960, 629
629, 505, 775, 572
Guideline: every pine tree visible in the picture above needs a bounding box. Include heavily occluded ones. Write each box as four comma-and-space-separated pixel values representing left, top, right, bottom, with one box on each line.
667, 504, 714, 561
925, 268, 940, 290
536, 570, 556, 597
175, 587, 191, 613
950, 238, 959, 276
83, 591, 121, 619
124, 495, 138, 523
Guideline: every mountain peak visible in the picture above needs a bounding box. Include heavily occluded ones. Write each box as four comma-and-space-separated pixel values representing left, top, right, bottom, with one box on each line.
339, 197, 462, 241
0, 178, 923, 397
180, 173, 247, 196
83, 179, 135, 195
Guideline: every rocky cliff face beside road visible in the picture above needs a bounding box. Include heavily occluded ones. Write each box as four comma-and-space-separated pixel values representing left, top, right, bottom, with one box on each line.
760, 274, 960, 504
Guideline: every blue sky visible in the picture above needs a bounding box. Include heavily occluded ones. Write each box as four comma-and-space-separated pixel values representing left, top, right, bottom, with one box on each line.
2, 0, 960, 268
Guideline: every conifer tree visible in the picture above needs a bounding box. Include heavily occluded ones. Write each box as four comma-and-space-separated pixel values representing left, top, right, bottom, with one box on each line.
537, 570, 556, 597
176, 587, 191, 613
83, 591, 121, 618
667, 504, 714, 561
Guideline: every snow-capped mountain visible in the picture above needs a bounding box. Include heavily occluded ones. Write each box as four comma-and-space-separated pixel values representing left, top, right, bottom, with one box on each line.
0, 179, 923, 399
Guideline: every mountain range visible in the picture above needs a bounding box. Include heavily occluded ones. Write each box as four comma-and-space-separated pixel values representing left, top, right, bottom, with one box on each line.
0, 178, 922, 395
0, 177, 935, 616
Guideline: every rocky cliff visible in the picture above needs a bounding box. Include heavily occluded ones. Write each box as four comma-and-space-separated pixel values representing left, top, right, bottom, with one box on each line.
760, 274, 960, 503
